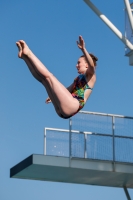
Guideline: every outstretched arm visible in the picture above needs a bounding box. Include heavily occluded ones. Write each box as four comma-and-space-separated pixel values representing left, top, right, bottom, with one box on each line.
77, 35, 95, 75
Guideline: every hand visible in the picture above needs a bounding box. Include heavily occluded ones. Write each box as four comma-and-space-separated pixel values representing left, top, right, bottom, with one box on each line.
77, 35, 85, 50
45, 97, 51, 104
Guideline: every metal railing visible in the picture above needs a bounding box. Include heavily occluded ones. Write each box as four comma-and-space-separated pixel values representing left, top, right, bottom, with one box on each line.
44, 111, 133, 165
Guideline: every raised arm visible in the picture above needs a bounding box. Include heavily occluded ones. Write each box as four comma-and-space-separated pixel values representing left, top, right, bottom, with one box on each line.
77, 35, 95, 75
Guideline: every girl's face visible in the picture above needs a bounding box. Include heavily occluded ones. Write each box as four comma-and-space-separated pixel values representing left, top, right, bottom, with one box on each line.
76, 57, 88, 74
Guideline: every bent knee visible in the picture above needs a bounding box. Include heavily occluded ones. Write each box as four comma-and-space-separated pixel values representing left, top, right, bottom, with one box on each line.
60, 100, 79, 116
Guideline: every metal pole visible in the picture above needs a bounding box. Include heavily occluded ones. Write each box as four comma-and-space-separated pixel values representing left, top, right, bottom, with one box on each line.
44, 128, 46, 155
84, 134, 87, 158
124, 0, 133, 32
123, 187, 131, 200
69, 118, 72, 166
112, 116, 115, 172
84, 0, 133, 50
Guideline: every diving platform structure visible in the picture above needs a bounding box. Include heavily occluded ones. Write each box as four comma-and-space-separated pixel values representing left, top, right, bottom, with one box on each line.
84, 0, 133, 66
10, 111, 133, 199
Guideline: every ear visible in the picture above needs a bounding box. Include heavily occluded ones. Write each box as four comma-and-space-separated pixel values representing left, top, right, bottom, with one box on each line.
85, 63, 88, 68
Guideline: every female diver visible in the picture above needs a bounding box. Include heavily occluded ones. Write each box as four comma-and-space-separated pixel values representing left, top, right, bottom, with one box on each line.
16, 36, 98, 119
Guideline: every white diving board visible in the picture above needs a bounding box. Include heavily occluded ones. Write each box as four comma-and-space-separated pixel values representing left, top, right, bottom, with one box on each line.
10, 154, 133, 188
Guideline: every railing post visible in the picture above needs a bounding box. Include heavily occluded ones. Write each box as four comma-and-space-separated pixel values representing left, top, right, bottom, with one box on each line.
69, 118, 72, 166
44, 128, 46, 155
112, 116, 115, 171
84, 134, 87, 158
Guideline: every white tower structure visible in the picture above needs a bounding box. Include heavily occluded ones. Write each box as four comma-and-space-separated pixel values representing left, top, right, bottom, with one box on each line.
84, 0, 133, 66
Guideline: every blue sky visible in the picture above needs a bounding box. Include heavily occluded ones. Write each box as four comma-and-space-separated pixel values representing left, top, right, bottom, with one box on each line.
1, 0, 133, 199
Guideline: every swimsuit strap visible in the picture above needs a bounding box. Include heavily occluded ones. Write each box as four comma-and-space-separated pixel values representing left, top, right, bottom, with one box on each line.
80, 74, 93, 91
85, 84, 93, 90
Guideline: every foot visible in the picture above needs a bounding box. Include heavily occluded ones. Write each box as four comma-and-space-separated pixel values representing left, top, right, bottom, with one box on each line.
16, 40, 31, 59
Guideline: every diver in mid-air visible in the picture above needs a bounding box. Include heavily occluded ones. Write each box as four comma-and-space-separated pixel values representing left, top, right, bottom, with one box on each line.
16, 35, 98, 119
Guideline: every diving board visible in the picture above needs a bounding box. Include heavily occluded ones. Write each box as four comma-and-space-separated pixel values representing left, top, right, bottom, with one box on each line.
10, 111, 133, 200
10, 154, 133, 188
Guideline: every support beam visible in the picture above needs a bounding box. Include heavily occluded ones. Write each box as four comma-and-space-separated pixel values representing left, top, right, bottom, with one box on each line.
83, 0, 133, 50
123, 187, 131, 200
124, 0, 133, 32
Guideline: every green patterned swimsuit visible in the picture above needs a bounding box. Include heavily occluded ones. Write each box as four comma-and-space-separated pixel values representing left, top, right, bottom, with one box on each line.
71, 74, 92, 114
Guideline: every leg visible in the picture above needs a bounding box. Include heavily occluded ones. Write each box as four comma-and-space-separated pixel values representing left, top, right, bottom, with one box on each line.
16, 40, 79, 117
45, 85, 66, 118
24, 58, 43, 83
22, 61, 65, 118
